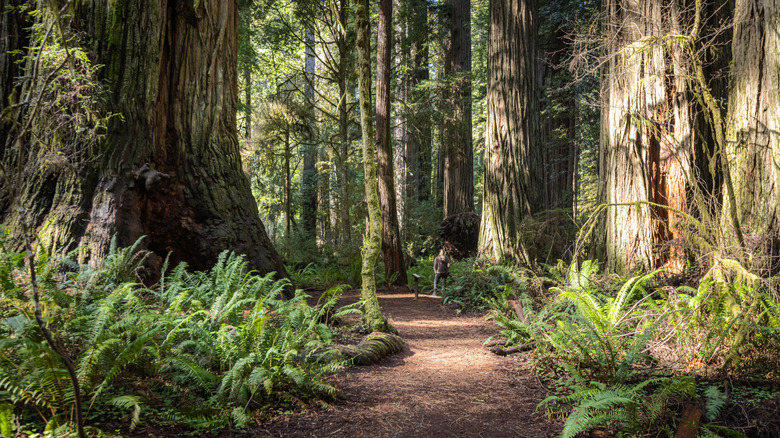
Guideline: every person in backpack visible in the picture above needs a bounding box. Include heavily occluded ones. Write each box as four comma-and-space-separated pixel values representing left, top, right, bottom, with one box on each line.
432, 249, 451, 296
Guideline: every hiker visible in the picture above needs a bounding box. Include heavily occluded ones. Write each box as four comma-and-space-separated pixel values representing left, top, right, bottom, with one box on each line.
432, 249, 450, 296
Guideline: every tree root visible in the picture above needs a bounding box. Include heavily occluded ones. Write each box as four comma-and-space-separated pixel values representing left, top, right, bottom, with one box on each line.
314, 332, 406, 365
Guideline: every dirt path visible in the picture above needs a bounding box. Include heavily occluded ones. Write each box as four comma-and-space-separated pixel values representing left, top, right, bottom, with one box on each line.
258, 289, 562, 437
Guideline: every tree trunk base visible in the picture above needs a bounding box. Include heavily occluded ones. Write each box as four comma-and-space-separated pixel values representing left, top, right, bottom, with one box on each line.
441, 212, 480, 259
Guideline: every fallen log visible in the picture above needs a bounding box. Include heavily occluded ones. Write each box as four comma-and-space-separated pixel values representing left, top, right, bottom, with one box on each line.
314, 332, 406, 365
673, 403, 702, 438
489, 342, 536, 356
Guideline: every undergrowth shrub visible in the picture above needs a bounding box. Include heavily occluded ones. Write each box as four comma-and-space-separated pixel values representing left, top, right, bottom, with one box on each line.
0, 239, 351, 435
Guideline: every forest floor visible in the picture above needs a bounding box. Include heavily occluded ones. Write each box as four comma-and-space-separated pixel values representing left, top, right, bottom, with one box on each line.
254, 288, 562, 438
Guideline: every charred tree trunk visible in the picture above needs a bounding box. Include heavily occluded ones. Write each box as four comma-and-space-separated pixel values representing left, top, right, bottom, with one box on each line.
725, 0, 780, 250
1, 1, 287, 280
599, 0, 693, 273
377, 0, 407, 286
478, 0, 540, 264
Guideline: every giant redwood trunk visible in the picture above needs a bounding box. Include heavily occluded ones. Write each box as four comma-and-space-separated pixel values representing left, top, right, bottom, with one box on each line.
441, 0, 476, 257
1, 1, 287, 279
599, 0, 693, 273
725, 0, 780, 245
478, 0, 541, 264
376, 0, 407, 286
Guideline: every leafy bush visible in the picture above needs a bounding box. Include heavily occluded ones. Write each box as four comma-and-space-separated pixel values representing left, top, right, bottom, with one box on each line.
0, 240, 349, 434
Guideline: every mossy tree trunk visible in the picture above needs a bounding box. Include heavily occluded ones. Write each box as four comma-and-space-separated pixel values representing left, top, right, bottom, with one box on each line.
478, 0, 541, 264
355, 0, 389, 332
376, 0, 407, 286
1, 1, 287, 280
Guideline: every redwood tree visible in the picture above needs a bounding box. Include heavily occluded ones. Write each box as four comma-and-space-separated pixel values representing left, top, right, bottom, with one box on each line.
441, 0, 477, 257
599, 0, 693, 273
377, 0, 407, 286
478, 0, 541, 264
1, 1, 287, 279
725, 0, 780, 246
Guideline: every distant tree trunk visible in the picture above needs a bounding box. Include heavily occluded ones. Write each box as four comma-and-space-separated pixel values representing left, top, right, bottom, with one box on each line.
478, 0, 540, 264
243, 65, 252, 139
539, 29, 576, 211
441, 0, 476, 257
0, 0, 28, 171
408, 0, 432, 202
336, 0, 352, 247
377, 0, 407, 285
285, 130, 292, 247
355, 0, 390, 332
301, 26, 318, 237
442, 0, 473, 217
725, 0, 780, 245
0, 1, 287, 281
394, 0, 409, 241
599, 0, 692, 273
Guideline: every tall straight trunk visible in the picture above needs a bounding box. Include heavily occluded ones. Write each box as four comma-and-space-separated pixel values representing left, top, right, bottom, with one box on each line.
478, 0, 540, 264
394, 0, 409, 240
285, 130, 292, 245
408, 0, 432, 202
243, 65, 252, 139
377, 0, 407, 286
336, 0, 352, 246
355, 0, 389, 332
539, 31, 576, 211
301, 26, 318, 236
441, 0, 474, 218
0, 1, 287, 280
0, 0, 28, 174
726, 0, 780, 246
599, 0, 693, 273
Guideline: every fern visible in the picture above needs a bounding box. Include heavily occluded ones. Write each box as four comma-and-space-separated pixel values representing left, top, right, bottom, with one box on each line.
109, 395, 142, 430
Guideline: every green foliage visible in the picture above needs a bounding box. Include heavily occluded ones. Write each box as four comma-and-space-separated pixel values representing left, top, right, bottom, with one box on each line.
545, 264, 660, 382
0, 240, 348, 434
541, 376, 696, 438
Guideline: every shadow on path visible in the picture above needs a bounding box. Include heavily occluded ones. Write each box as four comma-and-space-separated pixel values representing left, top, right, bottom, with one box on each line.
257, 289, 562, 438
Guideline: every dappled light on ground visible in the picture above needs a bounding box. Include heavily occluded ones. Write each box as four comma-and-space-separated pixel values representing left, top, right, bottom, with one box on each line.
260, 288, 561, 437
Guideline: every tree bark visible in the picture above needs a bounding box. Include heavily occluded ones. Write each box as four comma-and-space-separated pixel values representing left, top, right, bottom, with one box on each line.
1, 1, 287, 281
0, 0, 28, 186
377, 0, 407, 286
336, 0, 352, 247
355, 0, 390, 332
442, 0, 474, 218
408, 0, 432, 203
599, 0, 693, 273
725, 0, 780, 248
301, 26, 318, 237
440, 0, 477, 257
478, 0, 540, 264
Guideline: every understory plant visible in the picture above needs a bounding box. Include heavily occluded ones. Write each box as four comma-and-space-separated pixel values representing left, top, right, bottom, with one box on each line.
0, 238, 351, 435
